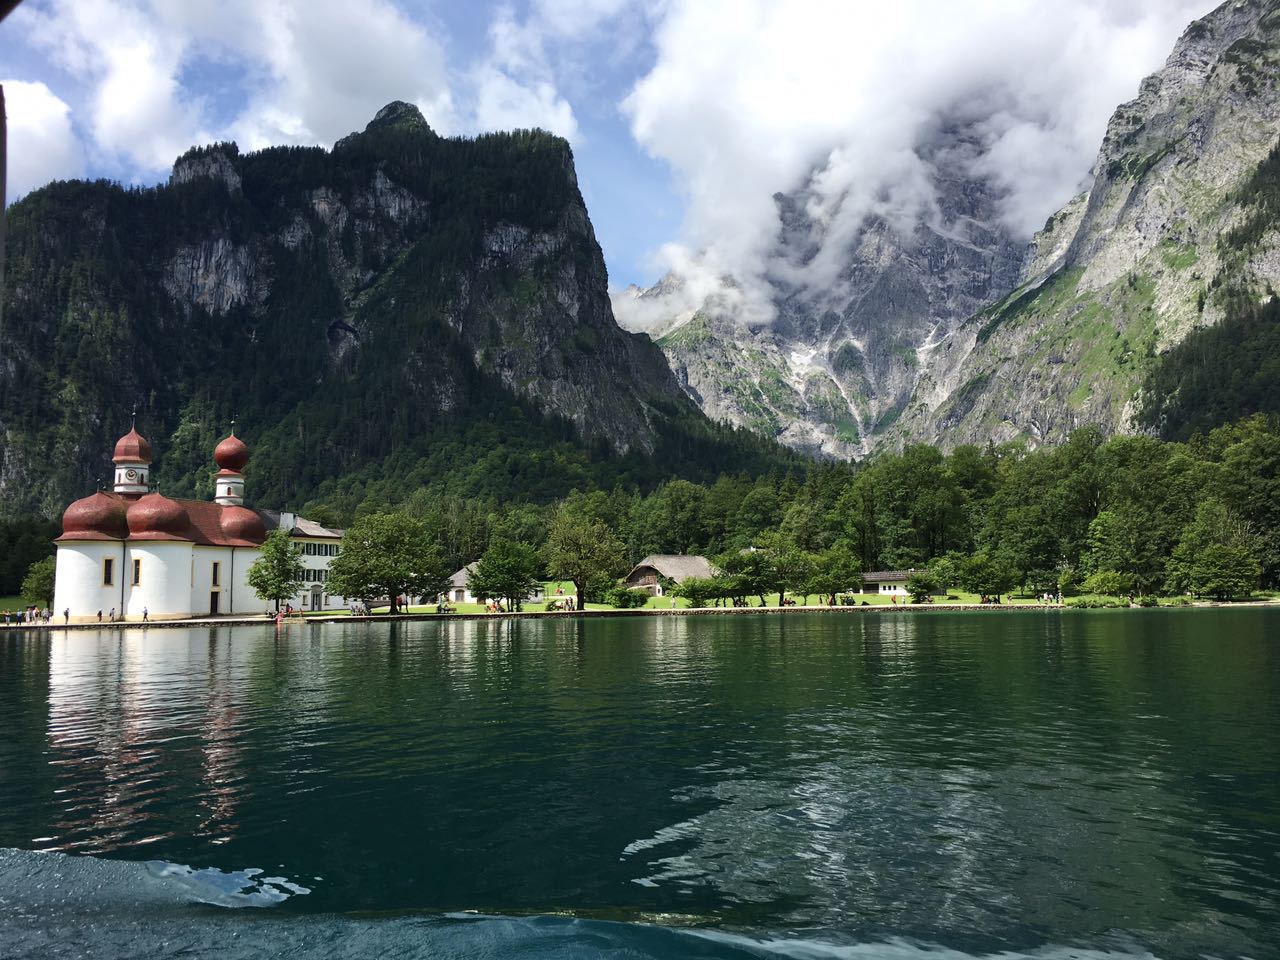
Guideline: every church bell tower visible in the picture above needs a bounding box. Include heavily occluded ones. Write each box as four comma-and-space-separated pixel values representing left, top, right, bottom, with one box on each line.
112, 423, 152, 496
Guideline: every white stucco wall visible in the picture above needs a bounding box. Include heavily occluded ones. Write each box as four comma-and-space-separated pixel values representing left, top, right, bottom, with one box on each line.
54, 521, 346, 621
126, 541, 195, 620
54, 542, 128, 622
228, 546, 267, 615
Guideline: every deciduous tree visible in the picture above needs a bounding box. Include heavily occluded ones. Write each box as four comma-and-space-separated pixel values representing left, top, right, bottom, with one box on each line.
327, 513, 450, 614
468, 539, 542, 611
545, 506, 625, 612
20, 556, 55, 608
246, 529, 306, 612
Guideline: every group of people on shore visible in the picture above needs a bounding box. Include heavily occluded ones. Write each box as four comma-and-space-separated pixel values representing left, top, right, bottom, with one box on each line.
3, 606, 52, 625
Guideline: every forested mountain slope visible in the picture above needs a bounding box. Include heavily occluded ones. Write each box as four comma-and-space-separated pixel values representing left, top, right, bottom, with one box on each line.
0, 102, 796, 521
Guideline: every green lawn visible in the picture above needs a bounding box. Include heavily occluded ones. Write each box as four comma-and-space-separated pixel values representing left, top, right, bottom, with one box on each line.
0, 596, 25, 611
349, 585, 1050, 616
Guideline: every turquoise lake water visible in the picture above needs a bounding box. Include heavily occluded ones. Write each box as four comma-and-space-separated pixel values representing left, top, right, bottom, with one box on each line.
0, 609, 1277, 958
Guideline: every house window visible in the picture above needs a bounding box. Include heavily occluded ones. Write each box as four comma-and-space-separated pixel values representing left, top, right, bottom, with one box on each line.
103, 558, 114, 586
212, 562, 221, 587
132, 558, 142, 586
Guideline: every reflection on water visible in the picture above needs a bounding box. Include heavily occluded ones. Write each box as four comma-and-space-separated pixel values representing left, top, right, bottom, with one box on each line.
1, 610, 1278, 959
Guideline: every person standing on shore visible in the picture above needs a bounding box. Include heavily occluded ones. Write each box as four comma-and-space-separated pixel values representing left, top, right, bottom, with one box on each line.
142, 606, 149, 623
63, 608, 69, 624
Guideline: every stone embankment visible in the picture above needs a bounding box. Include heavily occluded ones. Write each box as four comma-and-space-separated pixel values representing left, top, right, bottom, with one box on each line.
2, 602, 1087, 633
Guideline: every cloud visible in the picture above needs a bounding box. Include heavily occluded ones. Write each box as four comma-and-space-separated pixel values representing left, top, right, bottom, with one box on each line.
12, 0, 456, 178
201, 0, 457, 149
1, 80, 87, 199
468, 6, 578, 140
17, 0, 204, 173
8, 0, 598, 187
621, 0, 1215, 326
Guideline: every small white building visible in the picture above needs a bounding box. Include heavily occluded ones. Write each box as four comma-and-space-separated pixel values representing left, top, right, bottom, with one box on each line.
859, 570, 915, 596
53, 426, 345, 621
260, 512, 345, 611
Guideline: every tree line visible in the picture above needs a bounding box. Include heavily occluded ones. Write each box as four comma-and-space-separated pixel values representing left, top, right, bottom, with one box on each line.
236, 415, 1280, 613
16, 415, 1280, 611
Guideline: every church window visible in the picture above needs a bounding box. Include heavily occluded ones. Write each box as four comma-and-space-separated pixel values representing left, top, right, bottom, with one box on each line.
212, 562, 221, 587
103, 558, 114, 586
132, 559, 141, 586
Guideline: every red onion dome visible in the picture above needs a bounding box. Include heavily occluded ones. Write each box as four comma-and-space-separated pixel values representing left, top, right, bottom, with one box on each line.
214, 432, 249, 472
60, 492, 128, 540
113, 427, 153, 464
220, 505, 266, 543
126, 492, 191, 539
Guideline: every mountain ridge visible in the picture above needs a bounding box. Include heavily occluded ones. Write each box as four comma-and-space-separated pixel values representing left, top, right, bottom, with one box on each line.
0, 103, 798, 521
622, 0, 1280, 458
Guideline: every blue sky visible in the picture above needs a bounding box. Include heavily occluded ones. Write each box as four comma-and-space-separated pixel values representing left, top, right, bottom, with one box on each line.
1, 0, 1212, 294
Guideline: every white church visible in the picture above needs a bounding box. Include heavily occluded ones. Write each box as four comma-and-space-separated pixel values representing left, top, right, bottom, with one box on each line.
53, 425, 345, 622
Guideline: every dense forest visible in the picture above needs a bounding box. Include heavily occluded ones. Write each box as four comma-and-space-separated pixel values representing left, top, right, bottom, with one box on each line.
329, 413, 1280, 601
7, 414, 1277, 602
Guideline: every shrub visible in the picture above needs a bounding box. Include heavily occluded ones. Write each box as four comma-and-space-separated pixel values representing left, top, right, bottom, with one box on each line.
1082, 569, 1134, 597
605, 585, 649, 609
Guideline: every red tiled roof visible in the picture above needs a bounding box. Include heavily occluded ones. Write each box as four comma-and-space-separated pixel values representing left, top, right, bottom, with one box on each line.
181, 498, 267, 547
57, 491, 267, 547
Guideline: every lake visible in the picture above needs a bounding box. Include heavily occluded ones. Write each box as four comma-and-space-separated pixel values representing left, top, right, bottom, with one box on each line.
0, 610, 1277, 959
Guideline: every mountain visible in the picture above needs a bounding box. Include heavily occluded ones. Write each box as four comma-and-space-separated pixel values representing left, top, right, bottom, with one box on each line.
0, 102, 796, 521
626, 0, 1280, 457
893, 0, 1280, 448
626, 128, 1025, 459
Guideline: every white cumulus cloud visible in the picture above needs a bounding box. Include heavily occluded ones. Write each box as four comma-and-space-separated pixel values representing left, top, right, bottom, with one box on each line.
11, 0, 457, 180
620, 0, 1215, 327
2, 79, 87, 199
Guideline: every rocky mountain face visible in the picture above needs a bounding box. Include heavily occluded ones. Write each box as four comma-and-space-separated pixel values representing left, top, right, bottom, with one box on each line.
893, 0, 1280, 448
622, 127, 1026, 460
626, 0, 1280, 458
0, 102, 732, 519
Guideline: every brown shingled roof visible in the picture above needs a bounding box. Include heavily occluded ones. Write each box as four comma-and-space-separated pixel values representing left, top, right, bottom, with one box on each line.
626, 554, 718, 583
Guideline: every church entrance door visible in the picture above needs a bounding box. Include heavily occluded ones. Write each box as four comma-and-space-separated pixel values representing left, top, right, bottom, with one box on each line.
210, 592, 220, 615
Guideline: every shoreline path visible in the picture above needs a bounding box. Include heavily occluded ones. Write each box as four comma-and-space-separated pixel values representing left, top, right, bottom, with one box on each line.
4, 600, 1274, 633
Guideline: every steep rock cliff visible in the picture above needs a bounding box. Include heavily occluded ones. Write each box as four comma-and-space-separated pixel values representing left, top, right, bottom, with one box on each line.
627, 0, 1280, 459
0, 103, 736, 518
624, 123, 1025, 459
893, 0, 1280, 447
